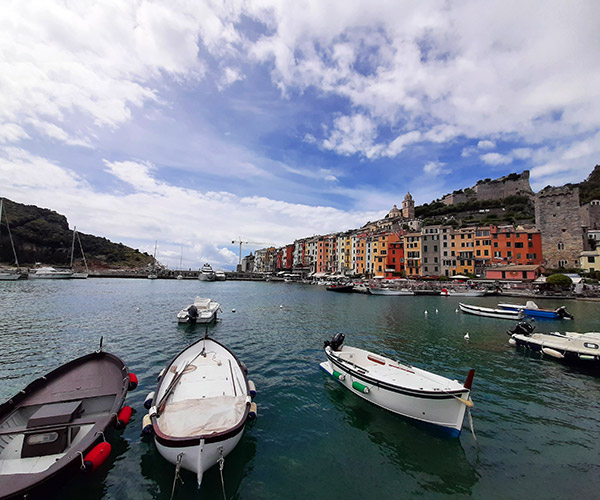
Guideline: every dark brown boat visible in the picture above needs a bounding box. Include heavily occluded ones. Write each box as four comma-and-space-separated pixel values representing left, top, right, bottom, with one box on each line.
0, 349, 135, 499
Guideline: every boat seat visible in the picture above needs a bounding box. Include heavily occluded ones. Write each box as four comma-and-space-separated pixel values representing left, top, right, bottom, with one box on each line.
27, 401, 83, 429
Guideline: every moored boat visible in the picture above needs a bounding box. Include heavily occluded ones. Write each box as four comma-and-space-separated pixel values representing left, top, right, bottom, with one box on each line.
320, 334, 474, 436
176, 297, 221, 324
28, 267, 74, 279
368, 287, 414, 296
498, 301, 573, 319
145, 336, 256, 487
459, 302, 524, 320
215, 270, 226, 281
441, 288, 486, 297
0, 347, 136, 499
508, 322, 600, 365
198, 263, 216, 281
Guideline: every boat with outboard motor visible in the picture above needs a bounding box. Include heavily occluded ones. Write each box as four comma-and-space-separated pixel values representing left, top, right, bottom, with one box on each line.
368, 287, 414, 295
459, 302, 524, 320
176, 297, 221, 324
498, 301, 573, 320
144, 335, 257, 488
0, 343, 136, 499
508, 321, 600, 365
441, 288, 486, 297
320, 334, 475, 436
198, 263, 216, 282
326, 283, 354, 293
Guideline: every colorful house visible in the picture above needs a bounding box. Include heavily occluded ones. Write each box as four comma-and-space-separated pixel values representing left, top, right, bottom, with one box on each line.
484, 264, 544, 281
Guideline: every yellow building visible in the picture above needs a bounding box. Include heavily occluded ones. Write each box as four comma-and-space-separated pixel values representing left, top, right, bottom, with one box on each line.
404, 232, 421, 277
451, 228, 476, 276
580, 249, 600, 273
371, 232, 393, 278
353, 232, 367, 275
473, 226, 492, 275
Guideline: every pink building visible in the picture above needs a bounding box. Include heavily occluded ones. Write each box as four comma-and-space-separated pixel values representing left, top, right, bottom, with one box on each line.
484, 264, 544, 281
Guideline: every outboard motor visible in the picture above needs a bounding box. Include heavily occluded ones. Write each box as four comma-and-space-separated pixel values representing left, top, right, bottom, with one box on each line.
188, 305, 199, 323
555, 306, 574, 320
508, 321, 535, 337
324, 333, 345, 351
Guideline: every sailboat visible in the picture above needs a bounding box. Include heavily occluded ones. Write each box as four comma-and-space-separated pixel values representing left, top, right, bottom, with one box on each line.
0, 199, 23, 280
176, 244, 183, 280
148, 241, 158, 279
69, 226, 89, 279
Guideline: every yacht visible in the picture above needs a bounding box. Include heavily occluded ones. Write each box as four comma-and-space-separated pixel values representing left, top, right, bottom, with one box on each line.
199, 263, 216, 281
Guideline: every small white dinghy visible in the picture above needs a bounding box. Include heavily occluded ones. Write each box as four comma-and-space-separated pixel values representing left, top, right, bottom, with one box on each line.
146, 335, 256, 487
320, 334, 474, 436
177, 297, 221, 324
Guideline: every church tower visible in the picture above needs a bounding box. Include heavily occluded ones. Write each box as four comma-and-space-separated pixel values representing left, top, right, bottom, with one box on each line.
402, 192, 415, 219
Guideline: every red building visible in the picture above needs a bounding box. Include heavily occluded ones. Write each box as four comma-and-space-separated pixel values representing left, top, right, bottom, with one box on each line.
384, 235, 405, 278
490, 226, 543, 266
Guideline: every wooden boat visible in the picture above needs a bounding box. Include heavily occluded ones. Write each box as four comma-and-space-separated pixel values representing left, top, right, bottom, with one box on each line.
508, 322, 600, 365
0, 348, 135, 499
176, 297, 221, 324
326, 284, 354, 293
459, 302, 524, 320
498, 301, 574, 320
320, 334, 474, 436
146, 336, 256, 487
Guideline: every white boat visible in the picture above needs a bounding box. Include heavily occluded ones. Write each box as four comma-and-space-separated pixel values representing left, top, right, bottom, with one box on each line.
508, 322, 600, 365
441, 288, 486, 297
498, 301, 574, 320
368, 287, 414, 295
28, 266, 74, 279
215, 270, 226, 281
147, 336, 256, 487
148, 241, 158, 279
199, 263, 216, 281
0, 199, 23, 280
177, 297, 221, 324
320, 334, 474, 436
459, 302, 524, 320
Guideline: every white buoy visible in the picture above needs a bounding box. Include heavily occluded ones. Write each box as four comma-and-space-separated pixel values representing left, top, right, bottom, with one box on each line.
136, 307, 141, 312
435, 308, 439, 314
424, 310, 428, 316
455, 308, 459, 313
280, 305, 283, 308
508, 338, 517, 345
464, 332, 470, 340
232, 308, 236, 313
542, 347, 564, 359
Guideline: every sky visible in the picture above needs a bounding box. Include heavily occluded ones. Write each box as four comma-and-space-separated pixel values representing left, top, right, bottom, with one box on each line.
1, 1, 599, 270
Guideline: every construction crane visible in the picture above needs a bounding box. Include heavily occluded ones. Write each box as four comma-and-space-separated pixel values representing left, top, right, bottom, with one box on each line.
232, 238, 275, 266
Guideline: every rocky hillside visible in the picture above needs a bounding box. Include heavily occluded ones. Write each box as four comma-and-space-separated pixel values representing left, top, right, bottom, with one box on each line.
574, 164, 600, 204
0, 198, 154, 268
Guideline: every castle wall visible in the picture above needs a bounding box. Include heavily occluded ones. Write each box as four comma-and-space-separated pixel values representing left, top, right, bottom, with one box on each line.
535, 186, 584, 269
441, 171, 533, 206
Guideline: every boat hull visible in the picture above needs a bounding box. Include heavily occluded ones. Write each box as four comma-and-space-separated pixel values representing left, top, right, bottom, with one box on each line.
498, 304, 561, 319
0, 273, 21, 281
321, 350, 470, 436
510, 332, 600, 365
369, 288, 414, 296
459, 303, 523, 320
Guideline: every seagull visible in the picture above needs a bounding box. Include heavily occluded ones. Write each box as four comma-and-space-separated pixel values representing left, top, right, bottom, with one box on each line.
464, 332, 470, 340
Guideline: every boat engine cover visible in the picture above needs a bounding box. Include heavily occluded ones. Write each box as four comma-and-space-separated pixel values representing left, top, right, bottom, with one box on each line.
324, 333, 345, 351
510, 321, 535, 336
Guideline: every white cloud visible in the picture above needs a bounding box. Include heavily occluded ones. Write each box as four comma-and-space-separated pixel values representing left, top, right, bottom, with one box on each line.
480, 152, 512, 166
423, 161, 449, 177
477, 140, 495, 149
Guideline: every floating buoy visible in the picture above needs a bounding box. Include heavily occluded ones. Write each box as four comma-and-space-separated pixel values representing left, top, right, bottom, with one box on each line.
332, 370, 345, 381
144, 391, 155, 409
128, 373, 138, 391
435, 308, 439, 314
232, 308, 236, 313
280, 305, 283, 308
579, 354, 596, 361
248, 402, 258, 420
248, 380, 257, 398
508, 338, 517, 346
464, 332, 470, 340
542, 347, 564, 359
455, 308, 459, 313
82, 442, 112, 473
115, 406, 132, 429
424, 310, 428, 316
141, 414, 153, 436
352, 381, 370, 394
136, 307, 140, 313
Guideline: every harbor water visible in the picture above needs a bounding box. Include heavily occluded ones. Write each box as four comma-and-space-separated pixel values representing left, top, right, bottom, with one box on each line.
1, 279, 599, 499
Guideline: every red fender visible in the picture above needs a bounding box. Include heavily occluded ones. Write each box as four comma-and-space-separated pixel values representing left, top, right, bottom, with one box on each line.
82, 442, 112, 473
128, 373, 138, 391
115, 406, 132, 429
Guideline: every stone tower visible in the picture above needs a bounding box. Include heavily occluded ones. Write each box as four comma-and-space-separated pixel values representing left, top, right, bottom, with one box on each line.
402, 192, 415, 219
535, 186, 584, 269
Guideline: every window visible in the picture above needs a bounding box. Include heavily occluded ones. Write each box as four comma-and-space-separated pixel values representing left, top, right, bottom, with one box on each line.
588, 256, 595, 263
507, 241, 512, 247
558, 259, 568, 267
515, 242, 524, 248
558, 242, 565, 250
494, 242, 498, 247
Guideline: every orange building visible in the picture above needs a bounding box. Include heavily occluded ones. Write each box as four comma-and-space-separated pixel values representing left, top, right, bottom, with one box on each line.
384, 234, 404, 278
490, 225, 543, 265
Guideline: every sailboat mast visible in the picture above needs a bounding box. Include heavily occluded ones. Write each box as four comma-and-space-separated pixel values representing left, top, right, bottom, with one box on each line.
77, 231, 89, 272
1, 199, 20, 268
70, 226, 76, 268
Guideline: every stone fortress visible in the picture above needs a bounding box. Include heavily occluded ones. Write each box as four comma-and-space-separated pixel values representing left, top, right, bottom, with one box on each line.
440, 171, 534, 205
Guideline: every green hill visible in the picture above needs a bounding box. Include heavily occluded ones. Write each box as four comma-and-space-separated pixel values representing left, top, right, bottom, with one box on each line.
0, 198, 153, 268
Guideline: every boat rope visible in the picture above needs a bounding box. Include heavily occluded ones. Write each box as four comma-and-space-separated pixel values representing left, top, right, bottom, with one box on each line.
218, 447, 227, 500
170, 453, 185, 500
407, 369, 474, 408
467, 408, 478, 445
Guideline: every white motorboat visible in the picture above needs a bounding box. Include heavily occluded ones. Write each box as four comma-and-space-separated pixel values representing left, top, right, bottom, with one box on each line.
146, 336, 256, 487
199, 263, 216, 281
320, 334, 474, 436
215, 270, 226, 281
177, 297, 221, 324
28, 267, 74, 279
508, 322, 600, 365
441, 288, 486, 297
0, 269, 22, 281
368, 287, 414, 296
459, 302, 524, 320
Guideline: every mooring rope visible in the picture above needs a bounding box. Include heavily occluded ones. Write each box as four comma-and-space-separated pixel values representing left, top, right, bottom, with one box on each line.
467, 407, 478, 445
218, 448, 227, 500
170, 453, 185, 500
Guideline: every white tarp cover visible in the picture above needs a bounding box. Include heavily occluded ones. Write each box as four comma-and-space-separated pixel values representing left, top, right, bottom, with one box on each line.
158, 396, 247, 438
193, 297, 212, 309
